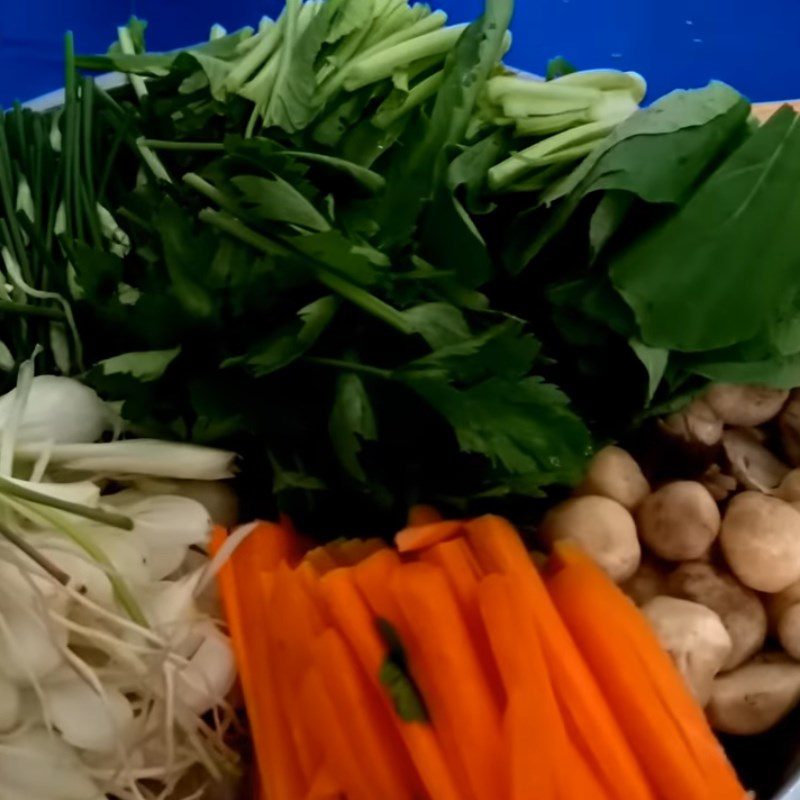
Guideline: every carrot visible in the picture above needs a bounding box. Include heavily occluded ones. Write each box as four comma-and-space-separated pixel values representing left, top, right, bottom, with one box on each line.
212, 524, 308, 800
407, 504, 443, 527
479, 573, 577, 799
304, 545, 343, 575
420, 538, 503, 710
547, 541, 745, 800
327, 537, 386, 566
352, 550, 476, 800
296, 667, 374, 800
312, 627, 420, 799
395, 520, 464, 553
318, 567, 462, 800
391, 562, 503, 800
465, 516, 654, 800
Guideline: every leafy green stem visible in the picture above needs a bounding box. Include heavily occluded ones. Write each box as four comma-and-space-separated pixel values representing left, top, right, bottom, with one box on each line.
306, 357, 392, 380
0, 299, 67, 321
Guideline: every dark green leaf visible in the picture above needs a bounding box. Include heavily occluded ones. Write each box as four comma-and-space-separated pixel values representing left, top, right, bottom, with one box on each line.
629, 339, 669, 403
232, 174, 329, 231
95, 347, 181, 382
376, 618, 429, 724
329, 372, 377, 481
401, 303, 471, 349
223, 296, 338, 375
611, 107, 800, 352
545, 56, 577, 81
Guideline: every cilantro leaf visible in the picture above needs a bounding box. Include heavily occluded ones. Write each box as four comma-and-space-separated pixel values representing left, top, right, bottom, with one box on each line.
329, 372, 378, 482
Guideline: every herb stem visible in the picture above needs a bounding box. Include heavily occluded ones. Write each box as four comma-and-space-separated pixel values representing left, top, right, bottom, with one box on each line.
306, 357, 392, 380
0, 299, 66, 321
141, 139, 225, 152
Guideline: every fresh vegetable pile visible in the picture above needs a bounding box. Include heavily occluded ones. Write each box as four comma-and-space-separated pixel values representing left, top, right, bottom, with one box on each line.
214, 512, 746, 800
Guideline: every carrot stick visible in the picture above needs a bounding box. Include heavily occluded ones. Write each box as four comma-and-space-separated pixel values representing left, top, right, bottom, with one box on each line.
407, 504, 443, 527
212, 524, 308, 800
312, 627, 420, 799
391, 562, 503, 800
327, 538, 387, 566
297, 667, 374, 800
304, 545, 342, 575
395, 520, 463, 554
465, 516, 654, 800
420, 538, 503, 710
547, 542, 745, 800
352, 550, 476, 800
318, 567, 462, 800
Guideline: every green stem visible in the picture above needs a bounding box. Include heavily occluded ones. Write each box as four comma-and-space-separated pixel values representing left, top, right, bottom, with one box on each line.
198, 209, 414, 335
140, 139, 225, 152
7, 498, 147, 626
306, 357, 392, 380
374, 70, 445, 130
0, 476, 134, 530
0, 299, 66, 321
183, 174, 238, 213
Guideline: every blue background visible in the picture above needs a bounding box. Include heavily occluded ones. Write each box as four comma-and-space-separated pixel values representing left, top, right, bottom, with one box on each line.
1, 0, 799, 106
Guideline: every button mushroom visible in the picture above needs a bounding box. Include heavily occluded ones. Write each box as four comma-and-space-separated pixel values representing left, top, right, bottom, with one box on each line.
707, 656, 800, 735
700, 464, 738, 502
620, 557, 668, 607
722, 428, 790, 493
720, 492, 800, 593
538, 496, 641, 583
779, 390, 800, 466
766, 580, 800, 661
666, 561, 767, 671
661, 398, 723, 447
704, 384, 789, 427
641, 596, 732, 706
576, 446, 650, 510
636, 481, 720, 561
776, 469, 800, 502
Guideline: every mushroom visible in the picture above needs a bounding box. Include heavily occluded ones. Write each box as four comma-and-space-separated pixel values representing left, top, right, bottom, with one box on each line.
776, 469, 800, 502
700, 464, 738, 502
641, 596, 732, 706
661, 398, 723, 447
576, 446, 650, 510
722, 428, 790, 493
666, 561, 767, 670
704, 384, 788, 427
636, 481, 720, 561
766, 580, 800, 660
779, 390, 800, 466
538, 496, 640, 583
706, 656, 800, 735
620, 558, 668, 606
720, 492, 800, 593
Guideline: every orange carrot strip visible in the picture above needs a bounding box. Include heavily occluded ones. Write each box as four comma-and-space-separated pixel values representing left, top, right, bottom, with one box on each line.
395, 520, 463, 553
407, 504, 443, 527
478, 573, 562, 799
327, 537, 387, 566
312, 627, 419, 799
212, 523, 307, 800
352, 550, 476, 800
318, 567, 462, 800
547, 542, 745, 800
304, 545, 342, 575
391, 562, 503, 800
465, 516, 654, 800
297, 668, 374, 800
420, 538, 503, 711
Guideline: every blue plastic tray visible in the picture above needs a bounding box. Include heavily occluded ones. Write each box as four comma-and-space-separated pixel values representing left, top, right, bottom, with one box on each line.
3, 0, 800, 106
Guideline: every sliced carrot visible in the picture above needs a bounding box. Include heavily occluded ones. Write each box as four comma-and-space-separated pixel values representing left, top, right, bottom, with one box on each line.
327, 537, 387, 566
421, 538, 503, 710
304, 545, 341, 575
391, 562, 503, 800
407, 504, 443, 527
318, 567, 462, 800
547, 542, 745, 800
465, 515, 654, 800
212, 523, 308, 800
296, 668, 374, 800
311, 627, 420, 799
352, 550, 476, 800
395, 520, 463, 553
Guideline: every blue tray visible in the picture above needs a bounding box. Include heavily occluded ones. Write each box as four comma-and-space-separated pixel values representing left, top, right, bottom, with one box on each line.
3, 0, 800, 106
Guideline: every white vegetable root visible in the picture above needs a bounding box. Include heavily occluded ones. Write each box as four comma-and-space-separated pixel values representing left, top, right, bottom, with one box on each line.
705, 384, 788, 427
720, 492, 800, 592
661, 398, 723, 446
576, 445, 650, 510
707, 656, 800, 735
539, 495, 641, 582
665, 561, 767, 671
642, 596, 732, 706
636, 481, 720, 561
